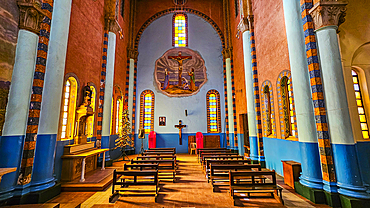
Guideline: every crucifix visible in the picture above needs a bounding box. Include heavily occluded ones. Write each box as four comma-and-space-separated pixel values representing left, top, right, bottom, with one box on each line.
174, 120, 186, 145
168, 51, 192, 87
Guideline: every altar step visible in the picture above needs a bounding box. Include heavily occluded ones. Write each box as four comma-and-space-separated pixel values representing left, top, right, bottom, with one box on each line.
61, 169, 114, 192
2, 203, 60, 208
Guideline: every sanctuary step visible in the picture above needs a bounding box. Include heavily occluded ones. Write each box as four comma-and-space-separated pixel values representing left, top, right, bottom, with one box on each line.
2, 203, 60, 208
61, 168, 114, 192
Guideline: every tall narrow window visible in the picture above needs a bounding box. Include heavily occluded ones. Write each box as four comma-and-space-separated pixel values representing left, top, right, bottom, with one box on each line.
60, 77, 78, 140
287, 79, 296, 136
261, 81, 276, 137
281, 76, 296, 138
173, 13, 188, 47
264, 86, 272, 136
140, 90, 155, 134
207, 90, 221, 133
87, 85, 96, 138
352, 70, 369, 139
116, 99, 121, 134
235, 0, 239, 17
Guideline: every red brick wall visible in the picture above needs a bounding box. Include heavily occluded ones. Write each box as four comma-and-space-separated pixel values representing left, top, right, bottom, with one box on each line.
252, 0, 290, 138
64, 0, 129, 137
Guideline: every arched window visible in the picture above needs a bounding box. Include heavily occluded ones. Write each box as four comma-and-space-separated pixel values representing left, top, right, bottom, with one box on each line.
207, 90, 221, 133
86, 85, 96, 138
140, 90, 155, 134
261, 81, 276, 137
111, 86, 123, 135
173, 13, 188, 47
277, 71, 297, 139
352, 70, 369, 139
60, 77, 78, 140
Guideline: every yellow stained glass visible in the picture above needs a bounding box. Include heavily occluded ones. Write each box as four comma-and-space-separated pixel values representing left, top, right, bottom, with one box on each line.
357, 100, 363, 107
353, 77, 358, 84
174, 14, 186, 47
355, 92, 361, 99
361, 123, 368, 130
360, 115, 366, 122
363, 131, 369, 139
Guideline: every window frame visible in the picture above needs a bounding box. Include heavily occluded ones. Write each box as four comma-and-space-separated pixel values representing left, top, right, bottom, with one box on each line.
207, 90, 221, 133
140, 90, 155, 134
172, 13, 188, 47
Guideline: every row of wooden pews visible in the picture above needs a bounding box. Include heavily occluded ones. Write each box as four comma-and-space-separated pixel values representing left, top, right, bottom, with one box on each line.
109, 148, 177, 203
197, 148, 284, 206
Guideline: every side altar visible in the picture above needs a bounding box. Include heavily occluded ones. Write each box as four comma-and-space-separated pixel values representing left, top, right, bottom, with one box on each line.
61, 85, 109, 182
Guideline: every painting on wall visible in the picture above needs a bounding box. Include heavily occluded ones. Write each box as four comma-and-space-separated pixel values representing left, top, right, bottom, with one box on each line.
0, 2, 19, 135
155, 48, 207, 97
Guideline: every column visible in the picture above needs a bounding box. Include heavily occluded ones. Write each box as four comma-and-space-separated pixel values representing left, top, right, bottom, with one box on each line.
33, 0, 73, 191
240, 20, 258, 161
225, 54, 235, 149
282, 0, 323, 190
101, 21, 119, 161
310, 1, 370, 199
0, 1, 44, 200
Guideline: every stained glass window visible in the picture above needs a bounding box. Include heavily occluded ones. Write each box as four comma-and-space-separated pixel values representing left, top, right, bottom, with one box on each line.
352, 70, 369, 139
140, 90, 155, 134
207, 90, 221, 133
61, 77, 77, 140
287, 79, 296, 136
264, 86, 272, 136
173, 13, 188, 47
87, 85, 96, 137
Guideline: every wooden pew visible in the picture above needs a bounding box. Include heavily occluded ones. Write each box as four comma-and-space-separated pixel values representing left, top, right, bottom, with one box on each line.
148, 148, 176, 153
131, 159, 176, 182
136, 155, 177, 168
198, 149, 231, 162
109, 169, 159, 203
196, 148, 227, 155
200, 152, 238, 163
202, 155, 244, 170
123, 163, 159, 171
209, 164, 261, 191
142, 152, 175, 156
204, 159, 251, 179
229, 170, 284, 206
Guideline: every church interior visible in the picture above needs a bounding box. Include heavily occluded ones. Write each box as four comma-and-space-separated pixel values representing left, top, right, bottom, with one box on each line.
1, 0, 370, 207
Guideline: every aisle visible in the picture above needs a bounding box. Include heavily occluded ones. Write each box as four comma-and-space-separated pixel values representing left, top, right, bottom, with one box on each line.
80, 154, 285, 208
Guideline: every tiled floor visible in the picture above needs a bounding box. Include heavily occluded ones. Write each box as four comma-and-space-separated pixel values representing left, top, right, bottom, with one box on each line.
49, 154, 330, 208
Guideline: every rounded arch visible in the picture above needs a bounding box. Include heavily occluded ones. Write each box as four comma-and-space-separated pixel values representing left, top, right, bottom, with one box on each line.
276, 70, 298, 140
134, 8, 225, 51
260, 80, 276, 137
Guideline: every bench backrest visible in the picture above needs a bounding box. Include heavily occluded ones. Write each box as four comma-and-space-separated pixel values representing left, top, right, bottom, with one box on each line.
197, 148, 227, 154
229, 170, 277, 187
145, 149, 176, 153
210, 164, 261, 177
149, 148, 176, 153
201, 152, 238, 160
123, 163, 159, 171
142, 152, 175, 156
131, 159, 175, 169
136, 155, 176, 160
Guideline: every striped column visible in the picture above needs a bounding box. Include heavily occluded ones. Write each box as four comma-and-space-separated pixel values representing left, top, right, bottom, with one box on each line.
309, 1, 370, 199
96, 31, 109, 140
242, 30, 258, 161
131, 60, 138, 136
223, 59, 230, 147
250, 28, 264, 161
230, 58, 238, 150
101, 31, 117, 161
225, 57, 235, 149
282, 0, 323, 190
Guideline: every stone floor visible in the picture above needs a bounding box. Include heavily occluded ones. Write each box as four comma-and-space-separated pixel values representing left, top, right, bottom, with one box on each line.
48, 154, 330, 208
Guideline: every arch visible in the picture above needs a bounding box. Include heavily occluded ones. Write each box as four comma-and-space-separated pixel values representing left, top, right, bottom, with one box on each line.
111, 85, 123, 135
86, 83, 97, 138
277, 70, 297, 139
261, 80, 276, 137
140, 90, 155, 134
206, 90, 221, 133
59, 74, 79, 140
134, 8, 225, 51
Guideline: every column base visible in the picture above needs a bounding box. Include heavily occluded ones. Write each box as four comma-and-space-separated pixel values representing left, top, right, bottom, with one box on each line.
294, 181, 326, 204
0, 183, 61, 206
340, 195, 370, 208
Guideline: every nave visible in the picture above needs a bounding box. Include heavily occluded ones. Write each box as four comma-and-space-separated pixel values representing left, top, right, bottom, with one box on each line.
44, 154, 329, 208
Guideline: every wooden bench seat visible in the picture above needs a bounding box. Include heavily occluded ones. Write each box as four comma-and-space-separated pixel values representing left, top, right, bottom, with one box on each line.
146, 149, 176, 154
209, 164, 261, 191
196, 148, 227, 155
198, 150, 231, 162
142, 152, 175, 156
149, 147, 176, 153
229, 170, 283, 206
123, 163, 159, 171
109, 170, 159, 203
131, 159, 176, 182
200, 152, 238, 163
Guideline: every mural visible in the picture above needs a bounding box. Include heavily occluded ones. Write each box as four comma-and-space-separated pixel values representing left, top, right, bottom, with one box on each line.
155, 48, 207, 97
0, 2, 19, 135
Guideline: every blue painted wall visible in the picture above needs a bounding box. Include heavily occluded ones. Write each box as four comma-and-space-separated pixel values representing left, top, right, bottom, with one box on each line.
263, 137, 301, 176
135, 13, 225, 151
356, 141, 370, 191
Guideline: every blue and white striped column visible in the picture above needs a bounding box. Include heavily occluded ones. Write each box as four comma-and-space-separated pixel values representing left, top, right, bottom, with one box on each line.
242, 30, 258, 161
315, 24, 369, 199
0, 29, 39, 201
101, 31, 117, 161
225, 57, 235, 150
34, 0, 73, 191
282, 0, 323, 190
